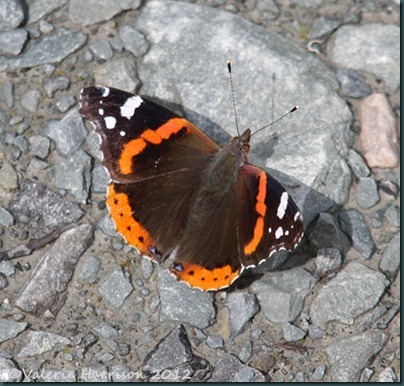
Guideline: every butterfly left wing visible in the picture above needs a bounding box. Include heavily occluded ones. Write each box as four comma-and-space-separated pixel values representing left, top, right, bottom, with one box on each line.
170, 162, 304, 290
238, 163, 304, 268
80, 86, 221, 262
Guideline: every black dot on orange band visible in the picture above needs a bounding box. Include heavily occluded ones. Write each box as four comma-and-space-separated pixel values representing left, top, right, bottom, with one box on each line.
201, 277, 205, 281
188, 270, 194, 276
114, 199, 119, 205
214, 277, 218, 281
119, 213, 123, 217
225, 275, 229, 279
138, 236, 144, 242
127, 226, 131, 231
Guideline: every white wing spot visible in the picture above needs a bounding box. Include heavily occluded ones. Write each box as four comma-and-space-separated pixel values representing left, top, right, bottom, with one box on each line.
285, 230, 290, 236
277, 192, 289, 219
268, 227, 272, 233
275, 227, 284, 239
294, 211, 301, 222
97, 86, 110, 97
98, 108, 104, 115
120, 96, 143, 119
105, 116, 116, 129
120, 131, 126, 136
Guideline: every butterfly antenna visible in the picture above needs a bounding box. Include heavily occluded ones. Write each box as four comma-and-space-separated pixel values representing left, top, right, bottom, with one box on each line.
250, 105, 299, 138
227, 60, 240, 136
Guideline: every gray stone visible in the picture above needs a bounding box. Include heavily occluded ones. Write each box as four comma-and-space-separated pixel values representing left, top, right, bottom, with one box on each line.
78, 255, 101, 284
0, 357, 23, 382
93, 322, 119, 339
310, 261, 389, 328
358, 305, 388, 333
2, 79, 14, 107
54, 150, 92, 204
41, 368, 76, 382
28, 135, 50, 159
89, 40, 114, 60
293, 371, 306, 382
315, 248, 342, 276
308, 212, 348, 252
282, 322, 306, 342
225, 292, 259, 339
369, 210, 384, 229
0, 318, 27, 343
0, 161, 18, 190
97, 214, 119, 239
325, 330, 389, 382
356, 177, 380, 209
312, 364, 327, 380
384, 205, 400, 228
308, 17, 339, 39
81, 365, 109, 382
110, 364, 136, 382
8, 180, 84, 237
43, 76, 70, 98
208, 352, 266, 382
233, 367, 255, 382
143, 324, 193, 374
18, 331, 71, 358
39, 20, 54, 34
119, 26, 149, 57
157, 268, 215, 329
379, 232, 400, 279
21, 89, 41, 113
348, 149, 371, 178
378, 367, 397, 382
0, 261, 15, 276
328, 24, 400, 92
0, 0, 24, 31
85, 131, 102, 161
253, 0, 279, 21
238, 340, 253, 363
13, 135, 28, 153
14, 224, 94, 315
0, 28, 28, 56
91, 164, 109, 194
56, 95, 76, 112
250, 268, 316, 323
0, 206, 13, 226
360, 367, 374, 382
109, 36, 124, 52
28, 0, 68, 23
69, 0, 141, 25
0, 273, 8, 289
338, 209, 376, 260
308, 324, 325, 339
0, 28, 87, 73
205, 335, 224, 349
134, 0, 353, 207
98, 265, 133, 309
141, 256, 154, 280
94, 57, 139, 93
47, 109, 87, 157
337, 68, 372, 98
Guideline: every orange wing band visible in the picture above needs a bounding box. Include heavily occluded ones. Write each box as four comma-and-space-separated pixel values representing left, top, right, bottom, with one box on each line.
119, 117, 189, 175
171, 262, 240, 291
107, 183, 154, 256
244, 171, 267, 255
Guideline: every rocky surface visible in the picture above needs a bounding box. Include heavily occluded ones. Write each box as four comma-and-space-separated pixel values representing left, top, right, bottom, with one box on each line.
0, 0, 399, 382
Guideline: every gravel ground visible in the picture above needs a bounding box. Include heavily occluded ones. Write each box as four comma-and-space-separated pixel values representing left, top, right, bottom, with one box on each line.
0, 0, 400, 382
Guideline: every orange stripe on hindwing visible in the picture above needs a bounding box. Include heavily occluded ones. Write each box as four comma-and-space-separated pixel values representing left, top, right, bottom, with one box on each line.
106, 183, 154, 256
244, 171, 267, 255
119, 117, 189, 174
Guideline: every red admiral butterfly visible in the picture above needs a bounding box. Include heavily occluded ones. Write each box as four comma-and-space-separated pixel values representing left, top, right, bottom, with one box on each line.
79, 83, 303, 291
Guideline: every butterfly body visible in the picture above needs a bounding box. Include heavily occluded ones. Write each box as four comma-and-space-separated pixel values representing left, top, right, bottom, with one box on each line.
80, 86, 303, 291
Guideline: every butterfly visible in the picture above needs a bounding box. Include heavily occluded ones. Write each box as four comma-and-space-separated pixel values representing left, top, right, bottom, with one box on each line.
79, 84, 303, 290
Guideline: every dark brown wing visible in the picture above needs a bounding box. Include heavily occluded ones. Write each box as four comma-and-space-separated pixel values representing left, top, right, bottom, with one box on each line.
80, 86, 221, 261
